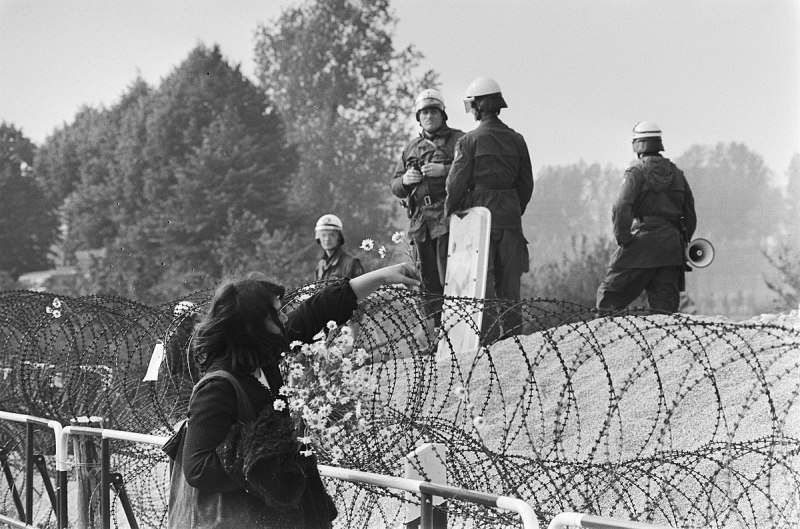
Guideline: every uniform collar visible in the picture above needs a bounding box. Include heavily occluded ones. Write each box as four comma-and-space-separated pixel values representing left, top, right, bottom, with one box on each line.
421, 124, 451, 140
322, 245, 344, 266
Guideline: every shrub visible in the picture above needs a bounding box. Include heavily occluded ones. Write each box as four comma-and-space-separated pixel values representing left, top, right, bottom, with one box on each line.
523, 235, 617, 308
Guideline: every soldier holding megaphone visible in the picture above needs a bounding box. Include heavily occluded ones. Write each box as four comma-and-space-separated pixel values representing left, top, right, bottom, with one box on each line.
596, 122, 699, 313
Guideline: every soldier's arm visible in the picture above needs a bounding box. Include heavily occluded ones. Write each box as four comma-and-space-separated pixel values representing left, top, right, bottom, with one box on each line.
516, 141, 534, 214
349, 258, 366, 279
612, 168, 640, 246
445, 137, 473, 215
682, 175, 697, 240
390, 147, 411, 199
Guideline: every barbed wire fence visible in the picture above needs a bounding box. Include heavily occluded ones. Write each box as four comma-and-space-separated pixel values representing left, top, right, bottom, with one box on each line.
1, 284, 799, 528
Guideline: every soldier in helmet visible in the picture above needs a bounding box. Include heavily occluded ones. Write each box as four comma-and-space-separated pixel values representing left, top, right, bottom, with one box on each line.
391, 88, 465, 329
446, 77, 534, 342
314, 213, 365, 281
596, 121, 697, 313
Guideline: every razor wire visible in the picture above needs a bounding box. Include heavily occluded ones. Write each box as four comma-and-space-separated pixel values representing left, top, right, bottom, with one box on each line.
0, 284, 799, 528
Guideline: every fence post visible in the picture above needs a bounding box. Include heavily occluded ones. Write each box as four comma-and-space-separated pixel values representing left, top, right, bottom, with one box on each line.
25, 422, 34, 525
72, 418, 102, 529
101, 437, 110, 529
403, 443, 447, 529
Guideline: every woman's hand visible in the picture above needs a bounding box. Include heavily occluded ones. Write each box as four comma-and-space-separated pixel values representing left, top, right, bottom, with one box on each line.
380, 262, 421, 288
349, 262, 421, 301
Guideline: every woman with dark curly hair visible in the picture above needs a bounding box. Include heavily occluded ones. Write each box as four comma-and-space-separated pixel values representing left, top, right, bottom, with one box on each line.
166, 263, 419, 528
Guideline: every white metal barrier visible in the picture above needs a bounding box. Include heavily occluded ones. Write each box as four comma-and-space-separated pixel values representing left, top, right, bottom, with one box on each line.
0, 411, 63, 528
0, 411, 678, 529
54, 425, 540, 529
319, 464, 539, 529
547, 512, 676, 529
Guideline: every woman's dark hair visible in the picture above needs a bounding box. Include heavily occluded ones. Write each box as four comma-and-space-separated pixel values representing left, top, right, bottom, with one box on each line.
192, 273, 286, 375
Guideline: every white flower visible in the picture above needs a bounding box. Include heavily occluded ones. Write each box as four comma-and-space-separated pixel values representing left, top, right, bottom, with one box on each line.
454, 386, 468, 400
173, 300, 195, 317
273, 400, 287, 411
326, 320, 337, 330
391, 231, 405, 244
52, 310, 62, 319
52, 298, 62, 309
46, 306, 53, 314
326, 425, 341, 436
289, 340, 303, 349
300, 449, 314, 457
360, 239, 374, 251
336, 333, 354, 348
354, 348, 370, 365
297, 436, 313, 444
473, 416, 486, 428
278, 386, 291, 396
329, 445, 344, 464
378, 246, 387, 259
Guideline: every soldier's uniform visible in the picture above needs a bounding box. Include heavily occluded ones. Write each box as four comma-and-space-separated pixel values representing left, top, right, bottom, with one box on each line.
391, 124, 464, 322
315, 245, 364, 281
597, 150, 697, 312
445, 113, 534, 339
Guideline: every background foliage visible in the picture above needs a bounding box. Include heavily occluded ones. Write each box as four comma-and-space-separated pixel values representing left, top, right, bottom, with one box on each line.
0, 123, 58, 277
0, 0, 798, 318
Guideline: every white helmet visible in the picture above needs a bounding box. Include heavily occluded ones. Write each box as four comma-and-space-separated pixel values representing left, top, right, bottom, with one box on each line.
415, 88, 445, 113
631, 121, 664, 154
632, 121, 662, 142
314, 214, 344, 243
463, 77, 506, 112
315, 213, 343, 234
414, 88, 447, 122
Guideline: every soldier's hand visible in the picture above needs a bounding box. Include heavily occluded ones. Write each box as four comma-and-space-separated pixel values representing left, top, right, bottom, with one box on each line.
421, 162, 447, 178
402, 168, 423, 186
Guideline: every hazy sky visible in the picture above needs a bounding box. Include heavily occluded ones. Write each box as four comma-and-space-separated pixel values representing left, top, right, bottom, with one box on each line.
1, 0, 798, 181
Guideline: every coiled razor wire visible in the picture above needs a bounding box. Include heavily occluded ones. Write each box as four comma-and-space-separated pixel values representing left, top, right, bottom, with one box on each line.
0, 284, 799, 528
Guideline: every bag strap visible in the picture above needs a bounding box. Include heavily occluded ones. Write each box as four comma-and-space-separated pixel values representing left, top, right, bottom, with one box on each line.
191, 370, 256, 423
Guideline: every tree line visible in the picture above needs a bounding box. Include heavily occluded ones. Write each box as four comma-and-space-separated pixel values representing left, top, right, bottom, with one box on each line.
2, 0, 434, 303
1, 0, 798, 313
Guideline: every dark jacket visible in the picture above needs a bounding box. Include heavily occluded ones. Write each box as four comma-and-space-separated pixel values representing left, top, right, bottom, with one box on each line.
391, 125, 465, 241
608, 155, 697, 268
315, 246, 364, 281
181, 281, 358, 528
445, 115, 533, 231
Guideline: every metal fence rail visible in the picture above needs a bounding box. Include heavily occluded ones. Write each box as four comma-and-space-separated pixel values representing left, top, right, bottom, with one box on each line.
1, 413, 543, 529
547, 512, 676, 529
319, 464, 539, 529
0, 411, 63, 528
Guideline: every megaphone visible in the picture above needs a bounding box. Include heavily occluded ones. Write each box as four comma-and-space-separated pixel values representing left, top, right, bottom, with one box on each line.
685, 238, 714, 268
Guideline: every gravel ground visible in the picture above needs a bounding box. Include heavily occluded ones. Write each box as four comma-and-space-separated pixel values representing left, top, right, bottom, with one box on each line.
355, 310, 800, 528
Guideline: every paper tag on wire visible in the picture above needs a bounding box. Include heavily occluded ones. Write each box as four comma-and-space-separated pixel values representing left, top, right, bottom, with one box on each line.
143, 342, 165, 381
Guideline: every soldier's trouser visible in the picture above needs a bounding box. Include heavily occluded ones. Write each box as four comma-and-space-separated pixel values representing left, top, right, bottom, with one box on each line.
413, 232, 449, 326
596, 266, 682, 313
482, 229, 529, 343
